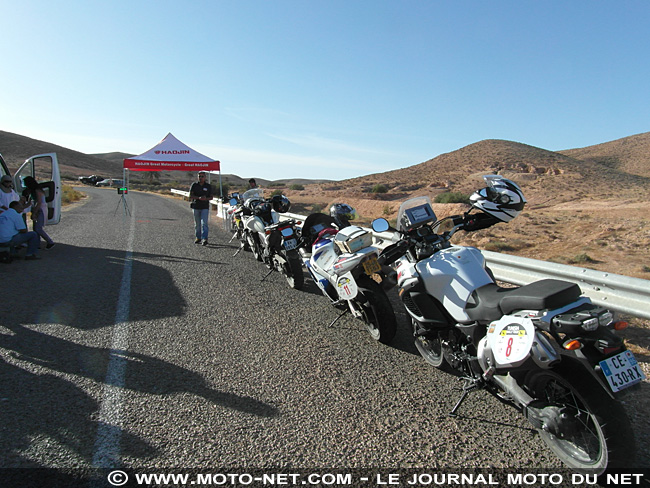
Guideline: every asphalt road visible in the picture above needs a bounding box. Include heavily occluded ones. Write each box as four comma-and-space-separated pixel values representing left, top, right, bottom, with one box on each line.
1, 188, 647, 484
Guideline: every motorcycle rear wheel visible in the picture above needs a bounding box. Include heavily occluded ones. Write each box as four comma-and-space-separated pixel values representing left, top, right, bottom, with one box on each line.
282, 251, 304, 290
525, 366, 635, 473
355, 278, 396, 344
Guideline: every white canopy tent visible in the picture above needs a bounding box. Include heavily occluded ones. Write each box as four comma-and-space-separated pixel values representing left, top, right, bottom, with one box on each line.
123, 132, 223, 197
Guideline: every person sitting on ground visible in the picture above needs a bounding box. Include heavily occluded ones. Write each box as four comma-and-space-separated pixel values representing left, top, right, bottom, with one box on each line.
0, 201, 40, 260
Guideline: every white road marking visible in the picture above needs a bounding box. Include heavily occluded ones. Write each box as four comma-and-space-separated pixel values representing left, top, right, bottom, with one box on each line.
92, 207, 136, 468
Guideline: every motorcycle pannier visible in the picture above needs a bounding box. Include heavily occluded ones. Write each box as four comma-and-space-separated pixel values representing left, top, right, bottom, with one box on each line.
334, 227, 373, 253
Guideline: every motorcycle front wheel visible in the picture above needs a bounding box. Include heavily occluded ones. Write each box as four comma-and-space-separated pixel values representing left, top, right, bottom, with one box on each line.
525, 366, 635, 473
247, 233, 263, 262
354, 277, 396, 344
414, 328, 448, 370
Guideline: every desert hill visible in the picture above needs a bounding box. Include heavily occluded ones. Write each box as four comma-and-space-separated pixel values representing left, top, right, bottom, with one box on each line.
0, 131, 330, 188
559, 132, 650, 179
0, 130, 125, 177
323, 137, 650, 207
277, 133, 650, 280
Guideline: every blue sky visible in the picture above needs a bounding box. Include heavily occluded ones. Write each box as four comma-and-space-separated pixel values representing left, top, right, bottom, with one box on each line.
1, 1, 649, 180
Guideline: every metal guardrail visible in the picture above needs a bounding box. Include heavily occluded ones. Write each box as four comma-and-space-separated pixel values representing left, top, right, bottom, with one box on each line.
482, 251, 650, 320
171, 189, 650, 320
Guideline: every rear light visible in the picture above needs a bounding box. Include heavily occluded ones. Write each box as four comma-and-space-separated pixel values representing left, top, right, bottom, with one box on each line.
602, 346, 622, 355
613, 321, 629, 331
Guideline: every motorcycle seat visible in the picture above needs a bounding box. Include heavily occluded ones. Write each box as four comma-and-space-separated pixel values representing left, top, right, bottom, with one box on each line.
466, 279, 582, 321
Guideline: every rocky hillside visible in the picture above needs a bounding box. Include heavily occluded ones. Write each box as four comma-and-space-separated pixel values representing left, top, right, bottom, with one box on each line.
327, 136, 650, 207
0, 130, 124, 178
559, 132, 650, 178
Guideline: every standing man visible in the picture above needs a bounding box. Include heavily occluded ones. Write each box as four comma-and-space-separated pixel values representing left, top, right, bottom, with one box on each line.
189, 171, 213, 245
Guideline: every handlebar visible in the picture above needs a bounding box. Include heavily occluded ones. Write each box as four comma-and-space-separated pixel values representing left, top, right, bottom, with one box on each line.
378, 211, 496, 265
378, 240, 411, 266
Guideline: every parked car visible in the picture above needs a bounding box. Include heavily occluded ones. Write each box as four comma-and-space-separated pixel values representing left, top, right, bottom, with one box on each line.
1, 152, 62, 225
96, 178, 123, 187
78, 174, 104, 186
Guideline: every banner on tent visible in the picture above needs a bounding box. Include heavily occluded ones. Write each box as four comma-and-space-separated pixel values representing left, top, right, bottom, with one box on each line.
123, 159, 221, 171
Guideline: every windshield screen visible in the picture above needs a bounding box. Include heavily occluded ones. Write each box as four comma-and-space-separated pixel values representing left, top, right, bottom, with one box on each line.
396, 196, 437, 232
242, 188, 264, 202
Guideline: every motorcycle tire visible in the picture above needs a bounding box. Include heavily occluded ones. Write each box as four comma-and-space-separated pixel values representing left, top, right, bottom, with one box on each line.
413, 328, 451, 371
247, 233, 263, 262
283, 251, 304, 290
525, 365, 635, 473
355, 277, 397, 344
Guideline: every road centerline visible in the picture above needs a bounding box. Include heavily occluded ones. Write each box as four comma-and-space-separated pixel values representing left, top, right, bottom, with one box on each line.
92, 206, 136, 468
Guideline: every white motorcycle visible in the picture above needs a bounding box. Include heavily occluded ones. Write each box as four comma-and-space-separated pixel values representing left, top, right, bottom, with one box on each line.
234, 189, 304, 290
372, 175, 643, 473
298, 211, 397, 344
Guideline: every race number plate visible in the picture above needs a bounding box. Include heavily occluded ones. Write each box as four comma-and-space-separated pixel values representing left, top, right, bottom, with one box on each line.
486, 316, 535, 366
599, 350, 646, 393
283, 238, 298, 250
336, 274, 358, 300
362, 256, 381, 275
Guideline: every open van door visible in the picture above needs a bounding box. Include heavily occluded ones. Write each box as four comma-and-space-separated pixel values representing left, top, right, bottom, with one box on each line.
14, 153, 61, 225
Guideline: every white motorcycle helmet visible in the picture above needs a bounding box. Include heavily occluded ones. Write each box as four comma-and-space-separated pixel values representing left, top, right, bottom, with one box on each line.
329, 203, 358, 227
470, 175, 526, 222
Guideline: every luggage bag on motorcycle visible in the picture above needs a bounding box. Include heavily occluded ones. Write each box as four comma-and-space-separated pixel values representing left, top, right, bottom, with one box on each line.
334, 226, 373, 253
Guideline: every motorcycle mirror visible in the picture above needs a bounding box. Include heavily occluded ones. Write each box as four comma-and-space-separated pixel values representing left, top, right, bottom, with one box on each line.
229, 198, 238, 206
371, 218, 390, 233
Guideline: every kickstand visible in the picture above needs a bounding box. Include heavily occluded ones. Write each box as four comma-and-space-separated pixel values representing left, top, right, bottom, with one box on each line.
229, 233, 237, 243
328, 308, 349, 328
233, 244, 244, 257
448, 378, 482, 417
261, 268, 274, 282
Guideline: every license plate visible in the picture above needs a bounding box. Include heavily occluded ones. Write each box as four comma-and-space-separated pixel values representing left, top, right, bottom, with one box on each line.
599, 350, 646, 392
363, 256, 381, 275
284, 238, 297, 250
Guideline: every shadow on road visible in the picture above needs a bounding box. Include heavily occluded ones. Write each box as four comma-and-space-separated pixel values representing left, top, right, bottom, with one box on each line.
0, 321, 279, 466
1, 244, 191, 330
0, 242, 279, 467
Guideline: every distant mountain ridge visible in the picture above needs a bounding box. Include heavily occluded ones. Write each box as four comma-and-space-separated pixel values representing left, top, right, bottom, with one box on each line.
1, 129, 649, 199
0, 131, 330, 187
337, 134, 650, 204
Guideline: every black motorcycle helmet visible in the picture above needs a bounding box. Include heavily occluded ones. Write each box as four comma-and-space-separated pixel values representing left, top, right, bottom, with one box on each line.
271, 194, 291, 213
329, 203, 357, 228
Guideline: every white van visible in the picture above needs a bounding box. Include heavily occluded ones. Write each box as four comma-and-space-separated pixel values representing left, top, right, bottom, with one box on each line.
0, 152, 61, 225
